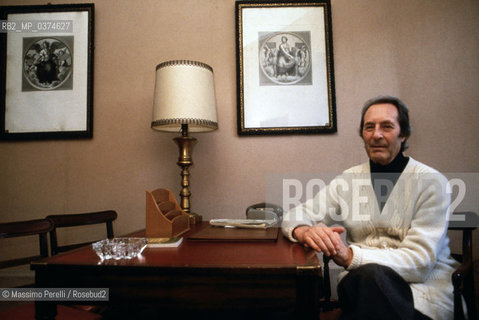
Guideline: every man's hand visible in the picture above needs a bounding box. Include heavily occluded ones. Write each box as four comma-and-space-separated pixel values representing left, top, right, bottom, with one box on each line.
293, 224, 353, 268
331, 232, 353, 267
293, 223, 344, 256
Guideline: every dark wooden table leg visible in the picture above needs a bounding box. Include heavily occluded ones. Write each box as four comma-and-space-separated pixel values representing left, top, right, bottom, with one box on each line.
34, 268, 57, 320
296, 266, 321, 319
35, 300, 57, 320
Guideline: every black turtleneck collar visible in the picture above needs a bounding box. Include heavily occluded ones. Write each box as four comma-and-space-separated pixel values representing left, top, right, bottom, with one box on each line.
370, 153, 409, 211
370, 152, 409, 174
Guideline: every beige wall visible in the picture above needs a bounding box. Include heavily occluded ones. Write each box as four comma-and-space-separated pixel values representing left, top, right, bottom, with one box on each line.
1, 0, 478, 258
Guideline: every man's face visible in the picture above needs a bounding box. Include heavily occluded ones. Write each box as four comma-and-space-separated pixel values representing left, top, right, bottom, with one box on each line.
361, 103, 405, 165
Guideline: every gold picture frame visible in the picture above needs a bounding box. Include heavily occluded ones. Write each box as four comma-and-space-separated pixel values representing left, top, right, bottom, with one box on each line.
236, 0, 336, 135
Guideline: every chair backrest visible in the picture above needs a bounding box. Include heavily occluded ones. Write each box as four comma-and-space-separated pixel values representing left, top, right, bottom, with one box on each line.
47, 210, 117, 256
0, 219, 53, 269
449, 211, 478, 320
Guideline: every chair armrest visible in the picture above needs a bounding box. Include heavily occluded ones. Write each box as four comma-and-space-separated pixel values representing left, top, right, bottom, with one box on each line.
452, 259, 471, 320
449, 222, 477, 320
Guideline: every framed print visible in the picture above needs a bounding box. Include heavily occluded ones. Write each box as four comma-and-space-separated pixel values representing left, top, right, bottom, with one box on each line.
236, 0, 336, 135
0, 3, 94, 140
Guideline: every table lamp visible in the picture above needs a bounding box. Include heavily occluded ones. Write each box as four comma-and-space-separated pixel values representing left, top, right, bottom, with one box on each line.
151, 60, 218, 224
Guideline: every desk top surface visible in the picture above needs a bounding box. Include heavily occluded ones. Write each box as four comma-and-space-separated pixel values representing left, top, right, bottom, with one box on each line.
31, 222, 320, 273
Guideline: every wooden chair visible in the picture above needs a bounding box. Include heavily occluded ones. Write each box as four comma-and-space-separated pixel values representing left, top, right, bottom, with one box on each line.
449, 211, 478, 320
47, 210, 117, 256
320, 211, 478, 320
0, 218, 102, 320
0, 219, 52, 271
46, 210, 117, 317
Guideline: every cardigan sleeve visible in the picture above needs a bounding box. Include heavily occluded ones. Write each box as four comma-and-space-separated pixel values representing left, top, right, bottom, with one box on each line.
282, 176, 343, 242
281, 193, 318, 242
346, 172, 451, 283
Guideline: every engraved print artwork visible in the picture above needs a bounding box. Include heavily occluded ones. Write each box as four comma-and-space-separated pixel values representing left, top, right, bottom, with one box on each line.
259, 32, 311, 86
22, 37, 73, 91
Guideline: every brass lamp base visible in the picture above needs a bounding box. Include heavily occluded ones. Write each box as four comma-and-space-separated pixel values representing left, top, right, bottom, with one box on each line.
173, 124, 202, 224
187, 212, 202, 224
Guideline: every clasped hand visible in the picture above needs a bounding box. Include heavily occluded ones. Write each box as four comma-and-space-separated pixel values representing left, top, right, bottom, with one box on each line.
293, 223, 353, 267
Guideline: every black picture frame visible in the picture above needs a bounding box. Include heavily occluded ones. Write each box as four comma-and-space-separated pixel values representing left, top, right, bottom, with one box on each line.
0, 3, 94, 140
236, 0, 336, 135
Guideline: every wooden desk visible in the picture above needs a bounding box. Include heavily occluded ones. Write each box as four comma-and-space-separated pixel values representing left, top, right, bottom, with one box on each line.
31, 222, 322, 319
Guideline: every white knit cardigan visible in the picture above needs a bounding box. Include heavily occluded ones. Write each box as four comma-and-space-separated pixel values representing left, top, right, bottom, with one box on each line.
282, 157, 458, 319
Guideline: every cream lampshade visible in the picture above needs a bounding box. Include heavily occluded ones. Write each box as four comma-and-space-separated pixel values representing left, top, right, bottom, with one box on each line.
152, 60, 218, 132
151, 60, 218, 224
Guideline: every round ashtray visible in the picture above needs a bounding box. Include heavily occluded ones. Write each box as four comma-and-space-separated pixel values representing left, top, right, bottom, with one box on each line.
92, 238, 147, 260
